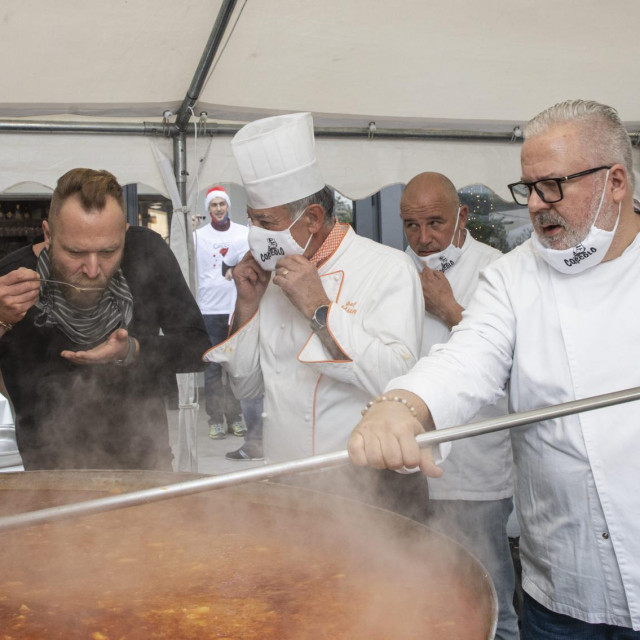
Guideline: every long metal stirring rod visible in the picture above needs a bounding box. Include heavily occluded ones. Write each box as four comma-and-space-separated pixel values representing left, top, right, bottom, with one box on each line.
1, 385, 639, 532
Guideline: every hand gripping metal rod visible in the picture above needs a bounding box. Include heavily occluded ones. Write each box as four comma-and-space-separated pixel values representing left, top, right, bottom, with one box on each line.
1, 385, 639, 532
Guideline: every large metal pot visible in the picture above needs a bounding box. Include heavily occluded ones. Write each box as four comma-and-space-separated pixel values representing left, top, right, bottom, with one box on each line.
0, 470, 497, 639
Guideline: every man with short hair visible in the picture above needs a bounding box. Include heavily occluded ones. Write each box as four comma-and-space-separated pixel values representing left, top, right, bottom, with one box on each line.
194, 185, 250, 441
206, 112, 428, 517
401, 171, 518, 640
0, 168, 210, 470
349, 100, 640, 638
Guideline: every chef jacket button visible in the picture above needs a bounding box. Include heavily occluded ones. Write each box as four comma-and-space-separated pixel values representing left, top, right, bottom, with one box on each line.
261, 412, 267, 418
280, 324, 285, 329
304, 414, 311, 422
602, 532, 610, 539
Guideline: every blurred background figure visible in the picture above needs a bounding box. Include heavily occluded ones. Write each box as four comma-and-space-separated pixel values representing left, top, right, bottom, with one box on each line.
194, 186, 249, 440
219, 243, 264, 461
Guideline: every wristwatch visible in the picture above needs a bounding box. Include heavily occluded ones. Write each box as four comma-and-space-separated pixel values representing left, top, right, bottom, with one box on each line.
310, 304, 330, 332
115, 336, 137, 367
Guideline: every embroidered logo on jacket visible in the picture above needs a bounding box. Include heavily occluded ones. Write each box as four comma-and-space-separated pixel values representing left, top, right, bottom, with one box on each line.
342, 301, 358, 314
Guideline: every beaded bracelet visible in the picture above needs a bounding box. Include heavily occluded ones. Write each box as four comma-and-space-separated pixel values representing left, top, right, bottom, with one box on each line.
0, 319, 13, 332
361, 395, 418, 417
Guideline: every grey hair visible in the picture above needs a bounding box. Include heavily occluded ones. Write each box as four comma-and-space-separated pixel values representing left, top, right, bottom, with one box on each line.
286, 186, 335, 222
524, 99, 634, 188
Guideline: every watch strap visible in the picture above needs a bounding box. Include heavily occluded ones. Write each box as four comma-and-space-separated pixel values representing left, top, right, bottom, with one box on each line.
115, 336, 137, 367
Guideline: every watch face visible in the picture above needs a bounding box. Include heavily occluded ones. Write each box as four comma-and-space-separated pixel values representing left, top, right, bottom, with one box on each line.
311, 304, 329, 331
315, 305, 329, 326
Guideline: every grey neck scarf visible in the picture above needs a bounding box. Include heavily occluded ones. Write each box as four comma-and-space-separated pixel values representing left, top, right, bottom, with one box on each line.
34, 247, 134, 349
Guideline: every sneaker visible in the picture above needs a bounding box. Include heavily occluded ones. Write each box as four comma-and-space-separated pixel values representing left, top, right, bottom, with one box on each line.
225, 446, 264, 461
208, 423, 226, 440
229, 420, 248, 437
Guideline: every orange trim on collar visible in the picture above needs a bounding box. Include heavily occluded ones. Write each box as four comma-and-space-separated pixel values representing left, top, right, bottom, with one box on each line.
309, 223, 350, 268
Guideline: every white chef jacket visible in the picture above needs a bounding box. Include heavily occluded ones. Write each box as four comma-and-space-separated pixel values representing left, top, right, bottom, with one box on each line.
407, 233, 514, 500
194, 221, 248, 315
206, 227, 424, 462
389, 234, 640, 629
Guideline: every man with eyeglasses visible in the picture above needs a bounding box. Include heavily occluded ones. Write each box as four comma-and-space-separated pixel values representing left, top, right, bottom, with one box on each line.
349, 100, 640, 639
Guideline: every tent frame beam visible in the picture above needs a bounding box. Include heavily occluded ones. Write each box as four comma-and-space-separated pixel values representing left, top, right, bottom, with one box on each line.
174, 0, 239, 133
0, 119, 637, 142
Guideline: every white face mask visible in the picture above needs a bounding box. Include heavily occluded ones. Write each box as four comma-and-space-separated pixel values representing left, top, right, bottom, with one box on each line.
415, 207, 463, 273
533, 170, 619, 275
248, 209, 312, 271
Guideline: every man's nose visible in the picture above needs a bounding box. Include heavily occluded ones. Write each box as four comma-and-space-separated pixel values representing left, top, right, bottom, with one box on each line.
82, 254, 101, 279
419, 226, 434, 246
527, 187, 550, 214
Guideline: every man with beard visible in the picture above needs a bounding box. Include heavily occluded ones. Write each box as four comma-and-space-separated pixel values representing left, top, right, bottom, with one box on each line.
349, 100, 640, 638
0, 168, 210, 470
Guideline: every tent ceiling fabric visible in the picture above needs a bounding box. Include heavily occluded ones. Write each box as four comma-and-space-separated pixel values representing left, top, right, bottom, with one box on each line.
0, 0, 639, 199
2, 0, 639, 126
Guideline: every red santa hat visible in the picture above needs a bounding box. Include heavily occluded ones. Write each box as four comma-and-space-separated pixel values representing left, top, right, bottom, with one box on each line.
204, 185, 231, 213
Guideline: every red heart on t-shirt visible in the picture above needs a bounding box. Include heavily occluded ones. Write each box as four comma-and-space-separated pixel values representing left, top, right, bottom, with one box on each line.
220, 247, 229, 256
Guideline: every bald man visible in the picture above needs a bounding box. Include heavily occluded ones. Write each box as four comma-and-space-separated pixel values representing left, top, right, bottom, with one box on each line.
401, 172, 518, 640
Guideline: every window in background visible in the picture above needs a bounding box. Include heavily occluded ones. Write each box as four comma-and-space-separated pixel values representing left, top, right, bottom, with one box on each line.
459, 184, 533, 253
334, 189, 353, 225
138, 194, 171, 242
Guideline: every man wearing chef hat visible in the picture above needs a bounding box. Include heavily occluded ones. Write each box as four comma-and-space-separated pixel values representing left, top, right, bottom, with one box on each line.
350, 99, 640, 638
204, 112, 428, 517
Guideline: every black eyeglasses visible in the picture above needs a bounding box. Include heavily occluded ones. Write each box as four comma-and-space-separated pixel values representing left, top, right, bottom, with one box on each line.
507, 165, 612, 207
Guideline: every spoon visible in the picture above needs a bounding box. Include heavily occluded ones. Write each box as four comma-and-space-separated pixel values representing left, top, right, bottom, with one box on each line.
38, 279, 106, 292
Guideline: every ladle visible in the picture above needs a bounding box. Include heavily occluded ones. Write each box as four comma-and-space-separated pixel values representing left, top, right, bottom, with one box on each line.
0, 385, 639, 532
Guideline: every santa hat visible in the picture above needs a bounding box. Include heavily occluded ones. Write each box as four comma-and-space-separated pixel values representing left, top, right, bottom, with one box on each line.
204, 186, 231, 213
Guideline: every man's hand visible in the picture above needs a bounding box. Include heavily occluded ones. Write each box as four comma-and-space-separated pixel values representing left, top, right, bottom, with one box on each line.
348, 390, 443, 478
273, 255, 330, 318
233, 251, 271, 311
61, 328, 137, 366
419, 266, 464, 329
0, 268, 41, 330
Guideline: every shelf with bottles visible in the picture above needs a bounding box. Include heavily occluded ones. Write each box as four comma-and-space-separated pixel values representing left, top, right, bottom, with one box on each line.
0, 203, 46, 238
0, 199, 48, 261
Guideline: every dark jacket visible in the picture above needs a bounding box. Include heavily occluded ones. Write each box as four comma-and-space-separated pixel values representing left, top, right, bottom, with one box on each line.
0, 227, 211, 470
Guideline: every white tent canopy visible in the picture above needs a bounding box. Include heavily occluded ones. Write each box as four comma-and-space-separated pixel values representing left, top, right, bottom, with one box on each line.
0, 0, 639, 200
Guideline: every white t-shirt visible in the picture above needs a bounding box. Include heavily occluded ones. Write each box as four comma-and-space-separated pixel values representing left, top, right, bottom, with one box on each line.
194, 221, 248, 315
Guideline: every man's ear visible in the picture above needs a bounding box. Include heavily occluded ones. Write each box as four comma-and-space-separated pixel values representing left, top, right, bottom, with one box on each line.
304, 204, 327, 234
458, 204, 469, 229
609, 164, 628, 204
42, 220, 51, 249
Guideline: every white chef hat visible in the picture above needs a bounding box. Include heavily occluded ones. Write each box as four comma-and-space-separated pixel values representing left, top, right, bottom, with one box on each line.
231, 112, 325, 209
